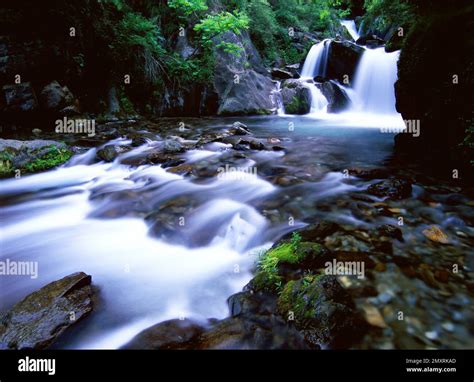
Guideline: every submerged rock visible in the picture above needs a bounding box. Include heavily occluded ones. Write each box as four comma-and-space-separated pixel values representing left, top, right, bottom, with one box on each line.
422, 225, 450, 244
0, 272, 94, 349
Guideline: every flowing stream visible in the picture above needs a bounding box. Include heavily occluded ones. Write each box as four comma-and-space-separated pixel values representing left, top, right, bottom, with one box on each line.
1, 22, 472, 350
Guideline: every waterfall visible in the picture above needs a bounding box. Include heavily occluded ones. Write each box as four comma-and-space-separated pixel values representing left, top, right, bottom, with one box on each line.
272, 81, 285, 115
352, 48, 400, 115
340, 20, 360, 41
298, 39, 331, 114
302, 82, 328, 114
300, 39, 330, 78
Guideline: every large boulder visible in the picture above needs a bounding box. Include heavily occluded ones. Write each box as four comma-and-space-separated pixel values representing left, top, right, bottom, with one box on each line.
317, 80, 352, 113
0, 139, 72, 177
121, 319, 205, 349
213, 31, 276, 115
277, 275, 365, 348
122, 315, 308, 350
39, 80, 75, 111
2, 82, 38, 112
280, 79, 311, 115
0, 272, 94, 349
325, 41, 364, 84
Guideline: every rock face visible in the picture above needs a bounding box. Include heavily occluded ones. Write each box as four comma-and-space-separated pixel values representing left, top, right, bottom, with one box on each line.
394, 4, 474, 168
0, 272, 94, 349
317, 80, 352, 113
2, 82, 38, 112
280, 79, 311, 115
325, 41, 364, 84
212, 31, 276, 115
39, 80, 75, 111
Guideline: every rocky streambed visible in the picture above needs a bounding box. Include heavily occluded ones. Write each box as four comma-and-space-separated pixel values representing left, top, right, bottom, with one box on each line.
1, 116, 473, 349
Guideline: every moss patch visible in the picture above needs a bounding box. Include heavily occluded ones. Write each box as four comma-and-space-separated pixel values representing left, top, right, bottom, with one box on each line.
277, 274, 324, 323
23, 146, 73, 173
0, 145, 73, 177
253, 233, 328, 292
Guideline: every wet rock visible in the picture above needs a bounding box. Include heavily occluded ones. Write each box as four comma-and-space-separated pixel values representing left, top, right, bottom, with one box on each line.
271, 68, 293, 80
229, 121, 250, 135
326, 41, 364, 83
362, 304, 387, 328
367, 178, 413, 200
127, 131, 158, 147
280, 79, 311, 115
348, 167, 390, 179
293, 221, 341, 242
194, 315, 308, 349
0, 272, 93, 349
277, 275, 365, 348
285, 63, 301, 78
0, 139, 71, 177
356, 35, 385, 48
163, 139, 185, 154
422, 225, 450, 244
96, 145, 126, 162
121, 319, 205, 349
122, 315, 308, 350
317, 80, 352, 113
377, 224, 403, 241
227, 291, 276, 317
166, 164, 194, 176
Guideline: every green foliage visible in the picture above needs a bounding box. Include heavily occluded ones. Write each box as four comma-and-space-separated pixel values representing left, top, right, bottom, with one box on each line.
253, 236, 321, 291
362, 0, 414, 31
0, 152, 14, 177
168, 0, 208, 16
194, 11, 249, 50
23, 146, 73, 173
277, 274, 324, 321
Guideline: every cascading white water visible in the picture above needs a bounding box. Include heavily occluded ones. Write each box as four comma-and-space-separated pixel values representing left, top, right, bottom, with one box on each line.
0, 142, 275, 349
299, 39, 330, 114
340, 20, 360, 41
352, 48, 400, 115
300, 39, 330, 78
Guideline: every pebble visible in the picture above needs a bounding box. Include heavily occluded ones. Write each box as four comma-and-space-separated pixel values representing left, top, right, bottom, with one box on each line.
425, 330, 439, 340
441, 322, 455, 332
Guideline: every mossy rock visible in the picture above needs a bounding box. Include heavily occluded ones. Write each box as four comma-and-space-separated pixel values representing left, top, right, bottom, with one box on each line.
252, 237, 331, 292
277, 275, 364, 348
0, 139, 73, 178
